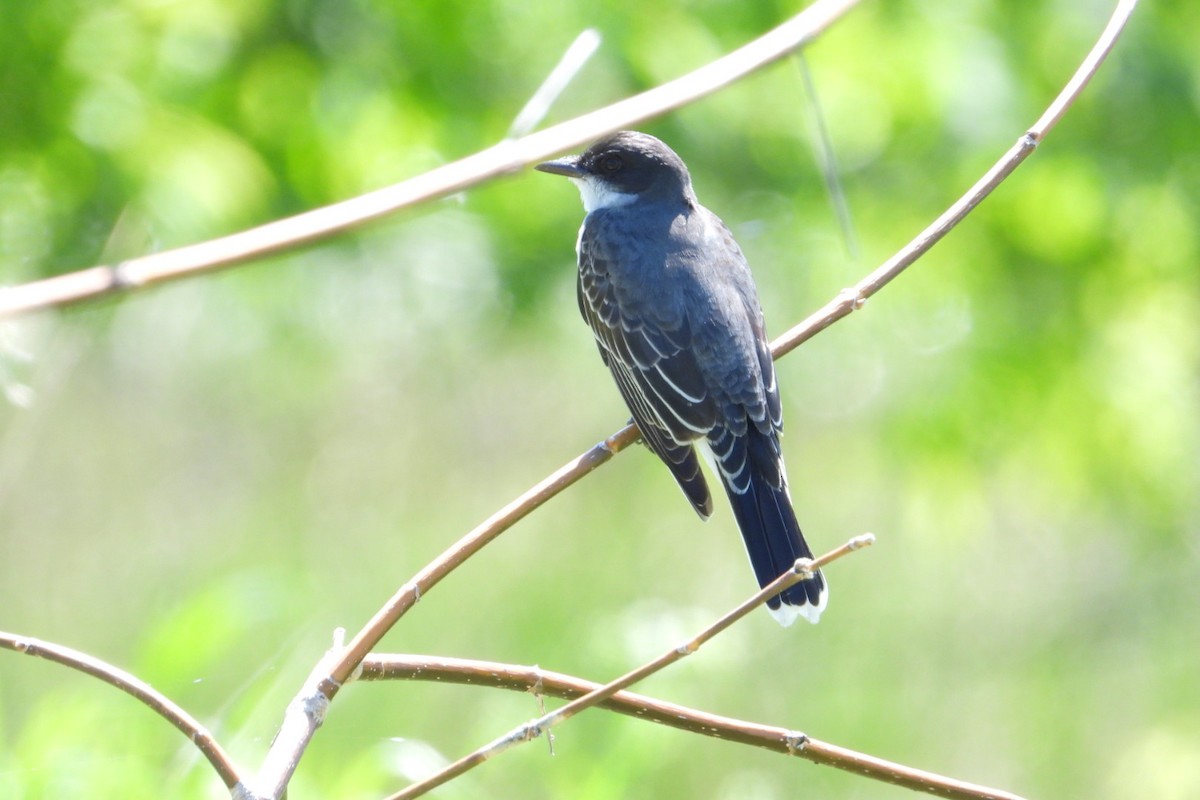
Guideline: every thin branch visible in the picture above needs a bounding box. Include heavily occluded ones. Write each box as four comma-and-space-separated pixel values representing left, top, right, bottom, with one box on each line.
796, 54, 859, 261
384, 536, 873, 800
246, 632, 346, 800
329, 428, 638, 691
508, 28, 603, 139
770, 0, 1140, 359
0, 0, 860, 320
244, 436, 637, 798
361, 653, 1025, 800
0, 630, 247, 792
1029, 0, 1138, 136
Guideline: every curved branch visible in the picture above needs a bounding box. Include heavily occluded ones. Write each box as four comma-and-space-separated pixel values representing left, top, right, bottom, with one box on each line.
771, 0, 1140, 358
0, 0, 860, 320
0, 630, 247, 792
361, 653, 1024, 800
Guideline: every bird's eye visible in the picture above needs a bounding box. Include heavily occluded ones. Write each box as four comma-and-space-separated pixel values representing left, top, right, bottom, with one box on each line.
599, 154, 623, 173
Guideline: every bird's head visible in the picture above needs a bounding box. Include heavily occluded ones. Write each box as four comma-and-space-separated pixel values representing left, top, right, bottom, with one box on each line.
536, 131, 694, 213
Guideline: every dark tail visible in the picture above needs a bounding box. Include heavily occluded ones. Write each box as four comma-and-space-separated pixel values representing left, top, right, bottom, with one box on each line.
712, 427, 828, 626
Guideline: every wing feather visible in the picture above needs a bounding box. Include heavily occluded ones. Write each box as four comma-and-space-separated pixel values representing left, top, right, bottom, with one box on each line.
578, 223, 716, 517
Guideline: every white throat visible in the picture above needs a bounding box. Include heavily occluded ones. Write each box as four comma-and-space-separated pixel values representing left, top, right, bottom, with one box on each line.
572, 176, 637, 213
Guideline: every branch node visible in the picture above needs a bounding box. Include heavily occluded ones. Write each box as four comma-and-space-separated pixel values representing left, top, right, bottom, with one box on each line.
403, 581, 422, 603
838, 286, 867, 311
529, 664, 545, 696
848, 532, 876, 550
784, 731, 810, 755
518, 719, 545, 743
231, 783, 259, 800
110, 261, 143, 290
300, 691, 331, 727
791, 557, 815, 580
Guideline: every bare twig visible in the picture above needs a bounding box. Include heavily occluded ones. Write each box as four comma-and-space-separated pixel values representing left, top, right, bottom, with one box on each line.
331, 428, 640, 691
0, 0, 860, 320
508, 28, 603, 139
770, 0, 1140, 359
361, 653, 1025, 800
796, 54, 859, 260
384, 536, 873, 800
0, 630, 247, 792
246, 437, 637, 798
246, 631, 346, 800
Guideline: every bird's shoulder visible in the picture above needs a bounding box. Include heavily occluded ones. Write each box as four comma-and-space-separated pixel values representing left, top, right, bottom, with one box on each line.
578, 202, 782, 436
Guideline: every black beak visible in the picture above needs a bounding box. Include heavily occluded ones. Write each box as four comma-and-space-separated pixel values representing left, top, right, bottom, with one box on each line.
535, 156, 586, 178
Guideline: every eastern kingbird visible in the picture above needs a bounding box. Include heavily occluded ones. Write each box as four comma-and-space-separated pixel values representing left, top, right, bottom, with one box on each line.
536, 131, 828, 625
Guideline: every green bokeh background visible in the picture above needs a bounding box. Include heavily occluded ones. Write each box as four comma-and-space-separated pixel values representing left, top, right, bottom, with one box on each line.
1, 1, 1197, 798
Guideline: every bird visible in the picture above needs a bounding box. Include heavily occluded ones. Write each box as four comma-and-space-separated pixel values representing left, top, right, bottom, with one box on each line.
535, 131, 827, 625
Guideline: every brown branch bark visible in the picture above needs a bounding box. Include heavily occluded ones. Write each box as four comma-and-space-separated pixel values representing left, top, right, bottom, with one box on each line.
384, 537, 874, 800
361, 653, 1025, 800
771, 0, 1140, 358
0, 0, 860, 321
0, 630, 247, 791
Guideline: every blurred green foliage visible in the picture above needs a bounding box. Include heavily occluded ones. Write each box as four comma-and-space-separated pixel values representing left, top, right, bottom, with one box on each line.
1, 1, 1198, 798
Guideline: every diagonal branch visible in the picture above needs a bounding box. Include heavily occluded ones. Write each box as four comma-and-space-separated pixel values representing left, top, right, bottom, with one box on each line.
0, 630, 247, 792
361, 653, 1025, 800
384, 537, 874, 800
771, 0, 1140, 358
0, 0, 860, 320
